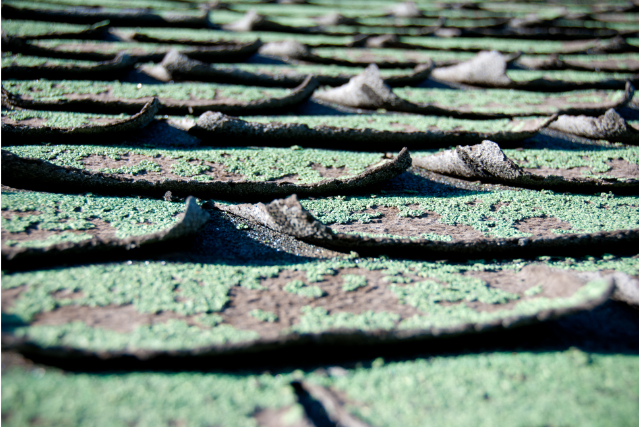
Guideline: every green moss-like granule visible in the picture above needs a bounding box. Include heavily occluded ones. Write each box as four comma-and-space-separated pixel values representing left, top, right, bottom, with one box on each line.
1, 191, 184, 240
3, 80, 292, 102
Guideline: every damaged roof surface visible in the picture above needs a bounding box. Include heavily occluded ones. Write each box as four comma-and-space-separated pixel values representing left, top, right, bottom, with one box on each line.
1, 0, 638, 425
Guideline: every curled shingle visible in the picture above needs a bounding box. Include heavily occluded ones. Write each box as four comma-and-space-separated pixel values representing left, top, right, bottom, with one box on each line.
413, 140, 638, 194
547, 109, 639, 144
2, 197, 210, 266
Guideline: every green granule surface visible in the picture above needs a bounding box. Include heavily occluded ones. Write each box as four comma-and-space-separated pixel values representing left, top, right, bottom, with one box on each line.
170, 159, 210, 177
357, 17, 441, 26
357, 17, 506, 27
3, 80, 291, 103
390, 279, 614, 331
13, 320, 259, 352
1, 191, 184, 241
386, 274, 520, 326
1, 53, 97, 67
242, 115, 540, 133
125, 28, 353, 46
3, 350, 635, 427
3, 1, 205, 16
338, 230, 414, 240
291, 306, 401, 333
480, 2, 587, 14
4, 145, 385, 184
1, 19, 101, 37
398, 279, 608, 330
502, 145, 638, 173
210, 10, 319, 27
2, 109, 128, 128
559, 53, 640, 62
337, 230, 454, 241
231, 63, 417, 78
101, 159, 162, 176
311, 350, 638, 427
1, 260, 279, 322
3, 255, 634, 343
557, 19, 639, 30
4, 232, 93, 248
311, 0, 551, 14
403, 36, 602, 54
314, 47, 477, 63
283, 280, 326, 298
250, 309, 279, 322
3, 0, 199, 11
227, 3, 393, 18
392, 87, 624, 115
321, 25, 428, 36
32, 39, 188, 54
1, 367, 297, 427
342, 274, 368, 291
299, 188, 638, 238
507, 69, 636, 83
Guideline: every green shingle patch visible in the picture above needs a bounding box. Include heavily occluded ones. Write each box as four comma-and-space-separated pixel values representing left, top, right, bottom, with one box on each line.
503, 146, 638, 174
1, 52, 138, 80
3, 0, 206, 13
1, 4, 209, 29
9, 39, 263, 63
506, 69, 637, 84
397, 279, 611, 330
2, 77, 318, 115
210, 10, 319, 27
3, 231, 94, 248
2, 350, 636, 427
1, 101, 159, 144
227, 63, 416, 77
29, 39, 183, 55
1, 254, 628, 355
291, 306, 401, 333
3, 145, 384, 184
313, 47, 477, 66
1, 53, 98, 67
283, 280, 326, 298
250, 309, 279, 322
2, 109, 129, 128
2, 146, 410, 200
3, 0, 202, 12
3, 80, 291, 103
1, 19, 106, 38
13, 320, 259, 353
403, 36, 603, 54
392, 87, 628, 116
243, 114, 546, 133
299, 186, 638, 238
389, 279, 520, 326
116, 27, 354, 47
1, 190, 184, 241
342, 274, 368, 292
100, 159, 162, 175
1, 366, 297, 427
3, 350, 637, 427
2, 261, 249, 322
192, 112, 553, 149
312, 351, 638, 427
